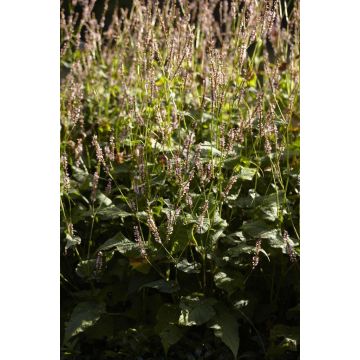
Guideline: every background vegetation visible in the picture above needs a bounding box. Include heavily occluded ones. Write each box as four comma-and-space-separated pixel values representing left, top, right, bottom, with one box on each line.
60, 0, 300, 359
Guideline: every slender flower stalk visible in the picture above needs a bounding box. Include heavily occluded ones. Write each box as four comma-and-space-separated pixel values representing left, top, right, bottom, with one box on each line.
252, 240, 262, 269
134, 225, 147, 257
283, 230, 297, 263
146, 207, 162, 244
61, 154, 70, 192
91, 171, 99, 203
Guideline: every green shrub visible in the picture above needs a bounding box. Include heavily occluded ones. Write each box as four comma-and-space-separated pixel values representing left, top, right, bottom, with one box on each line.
60, 1, 300, 359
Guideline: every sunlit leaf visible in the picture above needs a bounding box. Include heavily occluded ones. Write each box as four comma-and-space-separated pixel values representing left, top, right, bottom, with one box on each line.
176, 259, 201, 273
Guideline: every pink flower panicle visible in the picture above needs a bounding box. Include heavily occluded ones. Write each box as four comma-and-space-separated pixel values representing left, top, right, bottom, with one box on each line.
252, 239, 262, 269
134, 225, 147, 257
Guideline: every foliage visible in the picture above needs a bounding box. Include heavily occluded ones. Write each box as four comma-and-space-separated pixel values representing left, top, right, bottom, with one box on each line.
60, 0, 300, 359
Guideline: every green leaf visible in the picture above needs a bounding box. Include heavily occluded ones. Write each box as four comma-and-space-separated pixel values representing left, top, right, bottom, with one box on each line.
199, 142, 222, 157
209, 304, 239, 359
242, 220, 285, 249
242, 220, 278, 239
71, 166, 90, 184
196, 217, 210, 234
178, 296, 217, 326
214, 271, 244, 294
270, 324, 299, 345
268, 324, 299, 354
67, 188, 90, 205
210, 212, 228, 245
223, 155, 241, 169
227, 243, 255, 256
97, 205, 132, 220
97, 232, 140, 256
75, 260, 96, 279
239, 167, 257, 181
65, 233, 81, 250
170, 222, 192, 254
64, 302, 106, 343
176, 259, 201, 273
156, 303, 180, 328
96, 192, 112, 206
155, 304, 184, 355
141, 279, 179, 294
222, 232, 247, 246
254, 191, 286, 222
158, 325, 184, 355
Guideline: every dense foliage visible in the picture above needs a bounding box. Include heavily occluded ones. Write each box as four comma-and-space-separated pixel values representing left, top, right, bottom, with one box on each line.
60, 0, 300, 359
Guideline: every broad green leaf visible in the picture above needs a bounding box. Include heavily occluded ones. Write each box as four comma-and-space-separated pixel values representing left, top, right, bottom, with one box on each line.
270, 324, 299, 342
222, 232, 247, 246
97, 232, 140, 256
129, 258, 151, 274
135, 211, 148, 222
156, 304, 180, 329
254, 191, 286, 222
239, 167, 257, 181
75, 260, 96, 279
196, 217, 210, 234
227, 243, 255, 256
141, 279, 179, 294
71, 166, 90, 184
65, 233, 81, 250
269, 324, 299, 352
155, 304, 184, 355
234, 191, 286, 222
64, 302, 106, 342
97, 205, 132, 220
176, 259, 201, 273
209, 304, 239, 359
210, 227, 227, 243
158, 325, 184, 355
179, 296, 217, 326
199, 142, 222, 157
256, 191, 286, 208
242, 220, 278, 239
242, 220, 285, 249
67, 189, 90, 204
214, 271, 244, 294
96, 192, 112, 206
170, 222, 193, 254
223, 155, 241, 169
210, 212, 228, 245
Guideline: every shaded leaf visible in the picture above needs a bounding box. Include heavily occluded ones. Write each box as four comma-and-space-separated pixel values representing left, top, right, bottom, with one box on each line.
199, 142, 222, 157
158, 325, 184, 355
155, 304, 184, 355
97, 232, 140, 257
209, 304, 239, 359
170, 222, 193, 254
179, 296, 217, 326
214, 271, 244, 294
64, 302, 106, 342
75, 260, 96, 279
71, 166, 90, 184
141, 279, 179, 294
269, 324, 299, 354
228, 243, 255, 256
